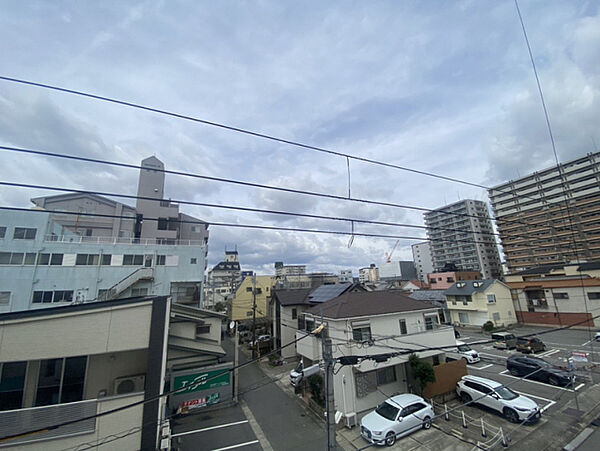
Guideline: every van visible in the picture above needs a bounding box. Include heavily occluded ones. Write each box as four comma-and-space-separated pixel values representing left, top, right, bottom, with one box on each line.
492, 332, 517, 350
445, 341, 480, 364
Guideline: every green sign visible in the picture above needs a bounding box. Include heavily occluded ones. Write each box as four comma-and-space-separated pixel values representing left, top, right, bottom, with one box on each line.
174, 369, 230, 394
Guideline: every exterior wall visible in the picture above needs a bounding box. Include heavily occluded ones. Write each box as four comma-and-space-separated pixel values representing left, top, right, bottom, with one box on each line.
279, 304, 309, 359
0, 210, 207, 312
424, 200, 502, 278
379, 261, 416, 281
85, 350, 148, 398
489, 152, 600, 272
412, 241, 434, 283
231, 276, 274, 321
339, 270, 353, 283
4, 393, 144, 450
427, 271, 480, 290
509, 281, 600, 327
447, 282, 516, 327
296, 310, 454, 416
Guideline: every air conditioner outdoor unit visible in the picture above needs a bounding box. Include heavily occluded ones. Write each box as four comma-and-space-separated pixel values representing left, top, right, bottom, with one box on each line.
345, 412, 358, 428
113, 375, 146, 395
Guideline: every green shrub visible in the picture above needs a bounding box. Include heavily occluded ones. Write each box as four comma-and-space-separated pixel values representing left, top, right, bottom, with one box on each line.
408, 353, 436, 391
307, 374, 325, 406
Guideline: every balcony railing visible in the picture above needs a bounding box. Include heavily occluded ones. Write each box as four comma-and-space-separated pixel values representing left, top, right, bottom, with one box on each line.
44, 235, 206, 246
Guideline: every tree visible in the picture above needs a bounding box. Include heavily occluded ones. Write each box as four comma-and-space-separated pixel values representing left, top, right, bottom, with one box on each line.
408, 353, 436, 393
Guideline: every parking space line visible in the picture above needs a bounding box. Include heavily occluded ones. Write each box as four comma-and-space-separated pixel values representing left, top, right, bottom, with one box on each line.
513, 390, 557, 412
172, 420, 249, 437
575, 383, 585, 391
212, 440, 260, 451
538, 349, 560, 357
471, 364, 493, 370
479, 352, 508, 359
497, 370, 577, 392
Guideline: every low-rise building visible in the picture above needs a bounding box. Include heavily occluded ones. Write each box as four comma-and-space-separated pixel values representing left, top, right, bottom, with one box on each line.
505, 262, 600, 327
427, 270, 481, 290
359, 264, 379, 284
230, 275, 275, 322
295, 291, 454, 424
444, 280, 516, 327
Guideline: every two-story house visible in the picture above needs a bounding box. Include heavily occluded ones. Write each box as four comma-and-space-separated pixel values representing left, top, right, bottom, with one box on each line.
230, 275, 275, 322
444, 279, 516, 327
295, 291, 454, 426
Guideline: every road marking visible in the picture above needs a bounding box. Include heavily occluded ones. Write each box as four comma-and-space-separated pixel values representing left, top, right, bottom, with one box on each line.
581, 340, 592, 346
479, 352, 508, 359
172, 420, 249, 437
241, 400, 274, 451
575, 383, 585, 391
471, 364, 493, 370
513, 390, 557, 412
538, 349, 560, 357
497, 370, 579, 392
212, 440, 260, 451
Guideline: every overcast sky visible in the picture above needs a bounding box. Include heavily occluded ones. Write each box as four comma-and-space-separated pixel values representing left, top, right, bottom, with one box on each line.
1, 1, 599, 275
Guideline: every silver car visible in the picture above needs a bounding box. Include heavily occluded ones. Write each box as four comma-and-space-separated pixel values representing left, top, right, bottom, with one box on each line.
360, 394, 434, 446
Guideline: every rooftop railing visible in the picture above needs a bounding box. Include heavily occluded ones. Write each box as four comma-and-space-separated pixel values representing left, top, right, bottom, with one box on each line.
44, 235, 206, 246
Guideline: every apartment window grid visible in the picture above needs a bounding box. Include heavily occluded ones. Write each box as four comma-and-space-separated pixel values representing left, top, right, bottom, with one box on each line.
35, 356, 87, 407
0, 227, 6, 238
13, 227, 37, 240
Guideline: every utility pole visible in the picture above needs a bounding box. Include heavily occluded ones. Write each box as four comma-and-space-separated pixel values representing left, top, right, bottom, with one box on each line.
252, 273, 257, 359
234, 323, 239, 402
322, 325, 337, 450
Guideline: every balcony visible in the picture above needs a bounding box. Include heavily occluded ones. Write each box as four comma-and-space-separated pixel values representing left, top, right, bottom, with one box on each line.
295, 330, 322, 362
44, 235, 206, 246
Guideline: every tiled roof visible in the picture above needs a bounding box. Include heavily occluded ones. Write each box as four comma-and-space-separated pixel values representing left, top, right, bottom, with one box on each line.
444, 279, 496, 296
273, 288, 312, 306
306, 291, 437, 319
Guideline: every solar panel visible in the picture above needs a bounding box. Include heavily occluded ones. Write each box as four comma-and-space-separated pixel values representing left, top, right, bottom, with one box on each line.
308, 283, 352, 303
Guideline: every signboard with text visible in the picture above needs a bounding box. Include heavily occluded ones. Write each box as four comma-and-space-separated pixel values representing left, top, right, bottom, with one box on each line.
169, 363, 233, 414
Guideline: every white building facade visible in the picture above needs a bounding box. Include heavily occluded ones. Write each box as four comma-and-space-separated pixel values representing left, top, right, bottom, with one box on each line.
412, 241, 434, 283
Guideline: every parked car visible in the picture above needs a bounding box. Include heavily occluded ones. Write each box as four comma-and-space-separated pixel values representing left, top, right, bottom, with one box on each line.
506, 355, 573, 386
360, 394, 434, 446
595, 330, 600, 341
492, 332, 517, 350
456, 375, 540, 424
516, 337, 546, 354
445, 341, 480, 364
247, 334, 272, 349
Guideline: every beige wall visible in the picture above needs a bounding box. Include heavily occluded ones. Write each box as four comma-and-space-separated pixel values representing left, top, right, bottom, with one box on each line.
447, 282, 516, 326
232, 276, 274, 321
0, 302, 152, 363
85, 350, 148, 398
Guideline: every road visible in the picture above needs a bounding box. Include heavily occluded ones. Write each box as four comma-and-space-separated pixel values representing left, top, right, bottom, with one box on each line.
171, 336, 326, 451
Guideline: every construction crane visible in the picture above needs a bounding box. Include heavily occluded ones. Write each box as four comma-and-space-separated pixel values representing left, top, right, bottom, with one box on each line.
385, 240, 400, 263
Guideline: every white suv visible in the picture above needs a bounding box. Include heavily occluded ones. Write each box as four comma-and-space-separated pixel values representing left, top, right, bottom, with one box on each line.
456, 375, 540, 423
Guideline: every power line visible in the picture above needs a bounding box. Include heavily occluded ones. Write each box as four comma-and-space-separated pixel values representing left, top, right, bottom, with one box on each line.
0, 75, 488, 190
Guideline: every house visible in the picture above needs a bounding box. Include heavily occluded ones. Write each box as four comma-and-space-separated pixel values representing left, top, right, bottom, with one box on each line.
505, 262, 600, 327
427, 270, 481, 290
230, 275, 275, 322
295, 291, 454, 424
408, 290, 448, 323
402, 280, 430, 292
0, 296, 229, 450
271, 283, 360, 359
444, 280, 516, 327
0, 209, 207, 312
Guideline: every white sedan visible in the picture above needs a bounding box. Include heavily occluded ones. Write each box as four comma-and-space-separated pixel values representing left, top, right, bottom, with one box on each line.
360, 394, 434, 446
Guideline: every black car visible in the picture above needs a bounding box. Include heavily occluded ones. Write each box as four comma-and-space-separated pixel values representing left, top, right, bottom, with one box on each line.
506, 355, 573, 387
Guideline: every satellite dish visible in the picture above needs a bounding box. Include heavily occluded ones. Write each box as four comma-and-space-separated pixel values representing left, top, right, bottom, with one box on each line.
229, 321, 235, 330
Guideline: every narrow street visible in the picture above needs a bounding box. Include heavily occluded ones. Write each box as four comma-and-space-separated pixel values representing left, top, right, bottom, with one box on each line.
171, 336, 326, 450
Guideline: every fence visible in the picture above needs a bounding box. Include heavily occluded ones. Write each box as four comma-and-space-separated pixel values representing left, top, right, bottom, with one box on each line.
423, 359, 468, 399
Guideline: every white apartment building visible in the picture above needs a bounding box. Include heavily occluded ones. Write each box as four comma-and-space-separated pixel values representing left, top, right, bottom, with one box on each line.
424, 200, 502, 279
0, 210, 207, 313
412, 241, 434, 282
339, 270, 353, 283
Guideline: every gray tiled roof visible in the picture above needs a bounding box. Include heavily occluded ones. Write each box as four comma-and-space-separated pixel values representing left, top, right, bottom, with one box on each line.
444, 279, 496, 296
306, 291, 437, 319
273, 288, 312, 306
408, 290, 447, 302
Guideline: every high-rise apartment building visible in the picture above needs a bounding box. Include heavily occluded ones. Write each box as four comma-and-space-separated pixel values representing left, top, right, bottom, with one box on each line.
412, 241, 434, 282
489, 152, 600, 273
424, 200, 502, 279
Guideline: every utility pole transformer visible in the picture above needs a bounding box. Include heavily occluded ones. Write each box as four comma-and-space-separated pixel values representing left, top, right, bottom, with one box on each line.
322, 328, 337, 450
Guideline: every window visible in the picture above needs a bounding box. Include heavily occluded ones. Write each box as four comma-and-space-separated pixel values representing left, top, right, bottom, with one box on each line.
50, 253, 64, 265
85, 229, 93, 237
37, 253, 50, 265
123, 254, 144, 265
0, 292, 10, 305
131, 288, 148, 297
156, 255, 166, 265
13, 227, 37, 240
76, 254, 99, 265
399, 319, 407, 335
0, 361, 27, 410
158, 218, 168, 230
487, 294, 497, 303
190, 258, 197, 264
554, 292, 569, 300
256, 288, 262, 294
32, 290, 73, 303
101, 254, 112, 265
424, 315, 438, 331
352, 323, 371, 342
292, 308, 297, 320
246, 311, 252, 317
196, 324, 211, 335
0, 227, 6, 238
458, 312, 470, 324
24, 253, 36, 265
246, 287, 253, 292
589, 293, 600, 300
376, 366, 396, 385
447, 277, 454, 283
492, 312, 501, 323
0, 253, 9, 264
53, 291, 74, 302
35, 356, 87, 406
